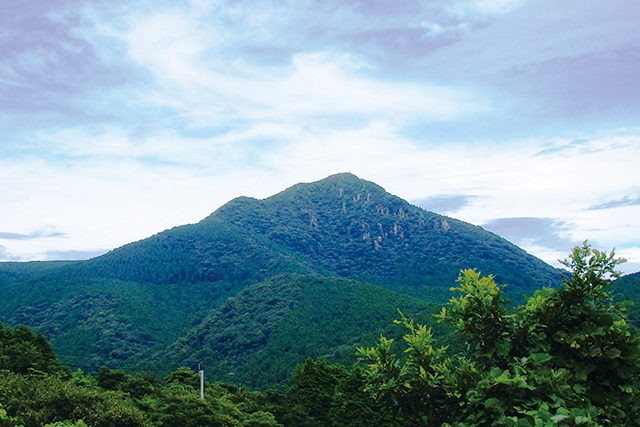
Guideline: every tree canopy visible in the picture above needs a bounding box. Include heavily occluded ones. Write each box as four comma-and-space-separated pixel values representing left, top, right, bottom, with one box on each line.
358, 242, 640, 426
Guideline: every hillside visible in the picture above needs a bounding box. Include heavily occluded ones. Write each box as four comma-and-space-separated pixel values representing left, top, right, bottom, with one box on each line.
0, 173, 562, 379
614, 271, 640, 327
148, 274, 443, 389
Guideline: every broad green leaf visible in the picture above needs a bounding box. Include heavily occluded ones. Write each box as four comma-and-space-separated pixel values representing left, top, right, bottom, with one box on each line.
573, 383, 586, 394
605, 347, 622, 358
529, 353, 552, 365
484, 398, 501, 409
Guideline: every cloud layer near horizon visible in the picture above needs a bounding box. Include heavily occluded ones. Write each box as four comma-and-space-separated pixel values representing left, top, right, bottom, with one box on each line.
2, 0, 640, 273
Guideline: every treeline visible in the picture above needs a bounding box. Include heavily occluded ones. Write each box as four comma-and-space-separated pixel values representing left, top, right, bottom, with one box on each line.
0, 323, 368, 427
0, 323, 287, 427
0, 310, 405, 426
2, 243, 639, 426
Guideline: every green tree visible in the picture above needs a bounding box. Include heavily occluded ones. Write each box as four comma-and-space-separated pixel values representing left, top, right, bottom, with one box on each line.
153, 386, 220, 427
357, 312, 451, 426
95, 368, 159, 399
0, 371, 151, 427
44, 421, 89, 427
359, 242, 640, 426
96, 367, 128, 390
287, 358, 348, 426
121, 372, 161, 399
165, 367, 201, 389
0, 323, 69, 377
328, 367, 405, 427
437, 269, 511, 368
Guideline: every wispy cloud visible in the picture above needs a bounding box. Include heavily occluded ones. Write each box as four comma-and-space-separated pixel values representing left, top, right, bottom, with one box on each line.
469, 0, 525, 14
0, 227, 66, 241
112, 6, 485, 129
0, 246, 21, 261
409, 21, 470, 39
533, 139, 591, 157
533, 134, 638, 158
413, 195, 476, 214
588, 195, 640, 211
43, 249, 108, 261
482, 217, 575, 250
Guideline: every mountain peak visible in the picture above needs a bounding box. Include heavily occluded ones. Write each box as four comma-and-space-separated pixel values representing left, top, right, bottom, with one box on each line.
87, 174, 560, 303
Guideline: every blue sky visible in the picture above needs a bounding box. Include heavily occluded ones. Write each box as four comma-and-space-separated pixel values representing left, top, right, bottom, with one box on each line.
2, 0, 639, 273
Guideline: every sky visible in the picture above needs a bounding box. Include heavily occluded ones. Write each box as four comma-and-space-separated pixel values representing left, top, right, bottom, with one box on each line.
1, 0, 640, 274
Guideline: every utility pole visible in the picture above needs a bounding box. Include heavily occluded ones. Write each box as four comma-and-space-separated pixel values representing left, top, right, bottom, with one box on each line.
198, 364, 204, 400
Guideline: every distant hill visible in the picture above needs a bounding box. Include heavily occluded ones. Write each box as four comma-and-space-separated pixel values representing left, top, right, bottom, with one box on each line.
0, 173, 562, 383
613, 271, 640, 327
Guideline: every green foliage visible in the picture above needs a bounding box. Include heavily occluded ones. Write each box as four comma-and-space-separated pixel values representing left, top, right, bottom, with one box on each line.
95, 367, 160, 399
157, 274, 442, 389
287, 358, 404, 427
0, 371, 151, 427
0, 261, 76, 286
437, 269, 511, 366
288, 358, 348, 425
44, 421, 89, 427
165, 367, 201, 389
360, 242, 640, 427
152, 385, 219, 427
328, 368, 401, 427
149, 368, 295, 427
0, 322, 389, 427
0, 365, 299, 427
357, 312, 452, 425
0, 326, 303, 427
0, 322, 69, 377
96, 366, 128, 390
2, 283, 186, 372
122, 372, 161, 399
3, 241, 639, 426
613, 270, 640, 327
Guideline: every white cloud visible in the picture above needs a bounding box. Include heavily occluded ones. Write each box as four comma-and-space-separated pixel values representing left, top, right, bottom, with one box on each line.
514, 243, 569, 268
617, 247, 640, 276
442, 0, 524, 20
124, 11, 211, 80
410, 21, 470, 38
264, 52, 481, 121
470, 0, 525, 14
98, 7, 487, 129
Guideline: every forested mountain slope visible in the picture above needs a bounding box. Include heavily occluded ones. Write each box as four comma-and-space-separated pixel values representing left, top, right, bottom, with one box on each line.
0, 173, 562, 376
149, 274, 443, 389
614, 271, 640, 326
83, 172, 561, 300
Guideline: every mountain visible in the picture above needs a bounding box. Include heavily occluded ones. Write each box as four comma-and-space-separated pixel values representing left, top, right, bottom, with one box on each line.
84, 172, 559, 299
0, 173, 562, 382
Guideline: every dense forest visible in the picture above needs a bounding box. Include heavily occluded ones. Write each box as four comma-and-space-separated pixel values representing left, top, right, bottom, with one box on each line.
0, 174, 563, 382
2, 242, 640, 426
